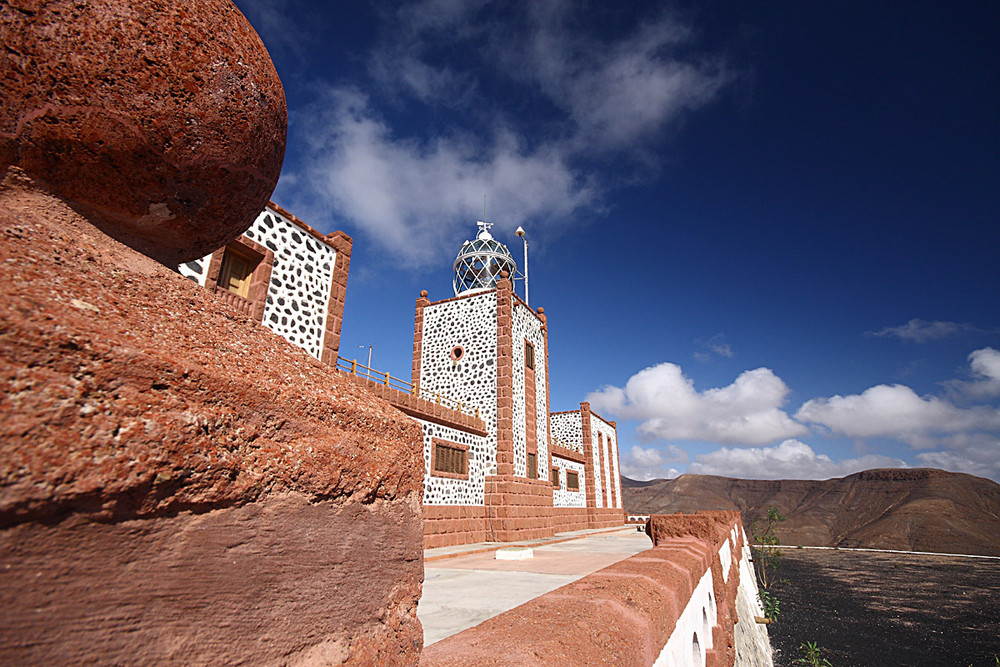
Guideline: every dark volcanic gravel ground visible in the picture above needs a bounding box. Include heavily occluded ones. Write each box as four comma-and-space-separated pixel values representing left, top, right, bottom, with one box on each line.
767, 548, 1000, 667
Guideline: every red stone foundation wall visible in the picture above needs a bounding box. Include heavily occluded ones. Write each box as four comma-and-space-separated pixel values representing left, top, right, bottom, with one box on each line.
424, 505, 493, 548
422, 511, 748, 667
425, 490, 625, 548
483, 475, 556, 542
550, 506, 590, 533
590, 506, 627, 529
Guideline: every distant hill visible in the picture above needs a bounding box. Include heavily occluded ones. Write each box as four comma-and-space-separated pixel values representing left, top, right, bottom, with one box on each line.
621, 468, 1000, 556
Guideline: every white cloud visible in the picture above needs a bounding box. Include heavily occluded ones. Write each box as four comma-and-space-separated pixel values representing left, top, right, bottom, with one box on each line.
916, 433, 1000, 480
290, 89, 595, 265
946, 347, 1000, 400
279, 0, 729, 265
587, 363, 808, 446
868, 318, 978, 343
688, 439, 907, 481
796, 382, 1000, 446
620, 445, 683, 481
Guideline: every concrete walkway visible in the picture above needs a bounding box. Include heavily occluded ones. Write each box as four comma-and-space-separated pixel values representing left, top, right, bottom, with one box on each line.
419, 526, 652, 646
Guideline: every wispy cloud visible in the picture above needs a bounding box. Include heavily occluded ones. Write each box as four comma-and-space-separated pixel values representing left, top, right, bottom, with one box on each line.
501, 3, 730, 156
288, 88, 596, 265
867, 318, 980, 343
694, 333, 733, 361
689, 440, 907, 481
587, 362, 808, 446
278, 0, 731, 265
233, 0, 319, 62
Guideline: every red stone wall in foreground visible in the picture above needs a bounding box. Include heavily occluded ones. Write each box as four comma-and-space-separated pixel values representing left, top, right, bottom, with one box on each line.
422, 511, 746, 667
0, 176, 425, 665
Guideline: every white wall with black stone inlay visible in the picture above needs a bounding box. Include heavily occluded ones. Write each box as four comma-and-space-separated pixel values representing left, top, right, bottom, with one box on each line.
418, 419, 489, 506
552, 456, 586, 508
591, 413, 621, 509
243, 209, 336, 360
550, 412, 583, 453
512, 302, 548, 479
176, 206, 338, 361
589, 417, 604, 509
177, 255, 210, 286
420, 292, 498, 478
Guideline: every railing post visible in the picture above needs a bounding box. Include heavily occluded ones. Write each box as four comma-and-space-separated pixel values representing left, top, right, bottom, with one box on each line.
384, 371, 390, 386
351, 359, 357, 375
475, 407, 480, 419
436, 393, 441, 405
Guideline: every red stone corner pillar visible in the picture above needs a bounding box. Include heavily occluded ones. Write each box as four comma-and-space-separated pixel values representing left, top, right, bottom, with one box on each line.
495, 273, 514, 477
412, 290, 430, 394
322, 230, 352, 366
538, 306, 553, 479
580, 401, 598, 527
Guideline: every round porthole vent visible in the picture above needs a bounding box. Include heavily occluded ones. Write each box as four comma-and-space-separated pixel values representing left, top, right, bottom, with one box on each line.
450, 346, 465, 362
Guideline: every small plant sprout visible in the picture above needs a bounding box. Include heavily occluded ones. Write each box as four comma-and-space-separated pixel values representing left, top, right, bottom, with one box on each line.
795, 641, 832, 666
759, 590, 779, 621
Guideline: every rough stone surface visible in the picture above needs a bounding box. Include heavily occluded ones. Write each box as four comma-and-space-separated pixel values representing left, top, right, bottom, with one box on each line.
0, 0, 286, 265
0, 173, 424, 665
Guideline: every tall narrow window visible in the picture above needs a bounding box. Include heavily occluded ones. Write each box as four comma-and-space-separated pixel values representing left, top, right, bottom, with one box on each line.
551, 467, 560, 487
218, 247, 254, 297
526, 452, 538, 479
524, 341, 535, 370
567, 471, 579, 491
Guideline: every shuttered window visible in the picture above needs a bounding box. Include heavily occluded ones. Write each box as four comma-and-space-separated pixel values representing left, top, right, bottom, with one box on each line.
526, 452, 538, 479
433, 441, 468, 476
567, 471, 580, 491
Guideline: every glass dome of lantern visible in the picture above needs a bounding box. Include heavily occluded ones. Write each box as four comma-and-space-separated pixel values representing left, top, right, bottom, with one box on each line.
452, 220, 518, 296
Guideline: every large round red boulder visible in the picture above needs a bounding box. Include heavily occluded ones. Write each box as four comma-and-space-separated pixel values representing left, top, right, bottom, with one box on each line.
0, 0, 286, 265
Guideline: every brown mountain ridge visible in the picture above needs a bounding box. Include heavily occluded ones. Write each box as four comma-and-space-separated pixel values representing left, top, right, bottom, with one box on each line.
621, 468, 1000, 556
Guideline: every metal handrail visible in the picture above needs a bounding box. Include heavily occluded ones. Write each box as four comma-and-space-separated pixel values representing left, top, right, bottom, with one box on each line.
335, 357, 480, 420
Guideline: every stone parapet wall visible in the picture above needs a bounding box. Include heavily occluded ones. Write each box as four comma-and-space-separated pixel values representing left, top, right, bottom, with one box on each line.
422, 511, 772, 667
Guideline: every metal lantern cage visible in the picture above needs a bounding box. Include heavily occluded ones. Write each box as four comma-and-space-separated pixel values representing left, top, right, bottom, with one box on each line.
452, 222, 518, 297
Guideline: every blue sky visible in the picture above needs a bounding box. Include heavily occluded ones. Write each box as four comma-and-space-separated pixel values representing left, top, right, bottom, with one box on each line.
235, 0, 1000, 482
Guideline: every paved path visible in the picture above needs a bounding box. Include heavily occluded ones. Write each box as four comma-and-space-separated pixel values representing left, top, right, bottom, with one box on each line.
419, 527, 652, 646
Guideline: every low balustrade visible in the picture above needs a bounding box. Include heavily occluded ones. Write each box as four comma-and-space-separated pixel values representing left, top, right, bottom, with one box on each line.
335, 357, 481, 420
